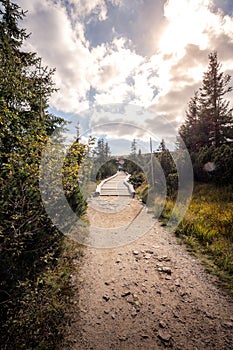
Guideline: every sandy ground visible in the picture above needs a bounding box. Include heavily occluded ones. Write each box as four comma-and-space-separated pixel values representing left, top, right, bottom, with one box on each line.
62, 197, 233, 350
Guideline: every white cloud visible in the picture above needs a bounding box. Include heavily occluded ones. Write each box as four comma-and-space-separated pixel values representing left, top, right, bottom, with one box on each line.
18, 0, 92, 112
15, 0, 233, 134
149, 0, 233, 121
90, 38, 143, 89
69, 0, 108, 21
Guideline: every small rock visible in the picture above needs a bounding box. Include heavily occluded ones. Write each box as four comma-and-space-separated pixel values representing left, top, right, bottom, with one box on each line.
158, 329, 171, 342
159, 320, 166, 328
111, 314, 116, 319
141, 334, 150, 339
80, 308, 87, 313
103, 295, 110, 301
165, 276, 172, 280
145, 249, 154, 254
144, 254, 152, 260
119, 336, 128, 341
131, 310, 137, 318
133, 250, 139, 255
163, 256, 171, 261
158, 267, 172, 275
158, 255, 170, 262
223, 322, 233, 329
134, 300, 141, 307
115, 259, 121, 264
121, 291, 131, 297
156, 263, 163, 268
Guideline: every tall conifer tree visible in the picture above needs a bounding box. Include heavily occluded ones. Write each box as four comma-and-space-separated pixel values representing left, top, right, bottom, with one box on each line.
179, 52, 233, 152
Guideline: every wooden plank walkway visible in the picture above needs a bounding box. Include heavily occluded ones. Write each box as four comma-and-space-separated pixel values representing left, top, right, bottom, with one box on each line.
98, 172, 135, 197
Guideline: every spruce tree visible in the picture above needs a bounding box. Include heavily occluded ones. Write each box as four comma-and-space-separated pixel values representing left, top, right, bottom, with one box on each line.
0, 0, 85, 307
130, 138, 137, 160
179, 52, 233, 152
179, 92, 203, 152
199, 51, 233, 147
0, 2, 89, 347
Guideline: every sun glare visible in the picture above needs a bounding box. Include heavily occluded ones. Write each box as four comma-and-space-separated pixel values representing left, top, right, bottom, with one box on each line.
159, 0, 211, 56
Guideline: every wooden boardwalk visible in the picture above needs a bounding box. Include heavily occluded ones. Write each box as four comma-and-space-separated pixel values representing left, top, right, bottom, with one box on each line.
97, 172, 135, 197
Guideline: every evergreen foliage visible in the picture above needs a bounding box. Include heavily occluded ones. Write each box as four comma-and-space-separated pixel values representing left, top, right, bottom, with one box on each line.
91, 138, 118, 180
179, 52, 233, 184
155, 139, 178, 196
0, 1, 87, 347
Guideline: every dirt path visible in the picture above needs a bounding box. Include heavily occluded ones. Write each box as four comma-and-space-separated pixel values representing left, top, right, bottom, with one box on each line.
63, 197, 233, 350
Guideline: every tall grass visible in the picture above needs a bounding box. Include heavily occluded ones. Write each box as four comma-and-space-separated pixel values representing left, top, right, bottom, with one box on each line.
159, 183, 233, 291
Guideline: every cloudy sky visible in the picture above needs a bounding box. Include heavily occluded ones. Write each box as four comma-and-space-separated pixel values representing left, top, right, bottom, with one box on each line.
15, 0, 233, 154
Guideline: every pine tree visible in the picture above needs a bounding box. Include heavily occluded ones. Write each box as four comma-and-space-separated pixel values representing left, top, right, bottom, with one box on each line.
199, 51, 233, 147
0, 0, 87, 315
0, 0, 39, 108
91, 138, 116, 180
0, 2, 89, 347
130, 138, 137, 159
157, 139, 176, 178
94, 138, 105, 162
179, 92, 203, 152
156, 139, 177, 195
75, 121, 81, 142
179, 52, 233, 152
104, 141, 111, 159
157, 138, 166, 152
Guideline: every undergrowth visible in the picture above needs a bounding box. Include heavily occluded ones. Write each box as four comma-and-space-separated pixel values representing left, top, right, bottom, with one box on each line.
158, 183, 233, 294
0, 237, 83, 350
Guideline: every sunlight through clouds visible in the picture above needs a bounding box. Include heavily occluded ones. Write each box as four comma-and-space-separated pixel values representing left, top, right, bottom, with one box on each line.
150, 0, 233, 122
16, 0, 233, 140
159, 0, 211, 55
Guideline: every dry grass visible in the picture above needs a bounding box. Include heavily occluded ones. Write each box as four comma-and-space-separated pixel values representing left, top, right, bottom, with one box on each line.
158, 183, 233, 293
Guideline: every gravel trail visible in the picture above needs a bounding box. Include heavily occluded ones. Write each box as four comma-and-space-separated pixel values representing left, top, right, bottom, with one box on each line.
63, 197, 233, 350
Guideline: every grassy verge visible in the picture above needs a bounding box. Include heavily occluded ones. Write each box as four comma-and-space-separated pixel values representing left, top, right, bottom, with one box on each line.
0, 237, 83, 350
159, 183, 233, 294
